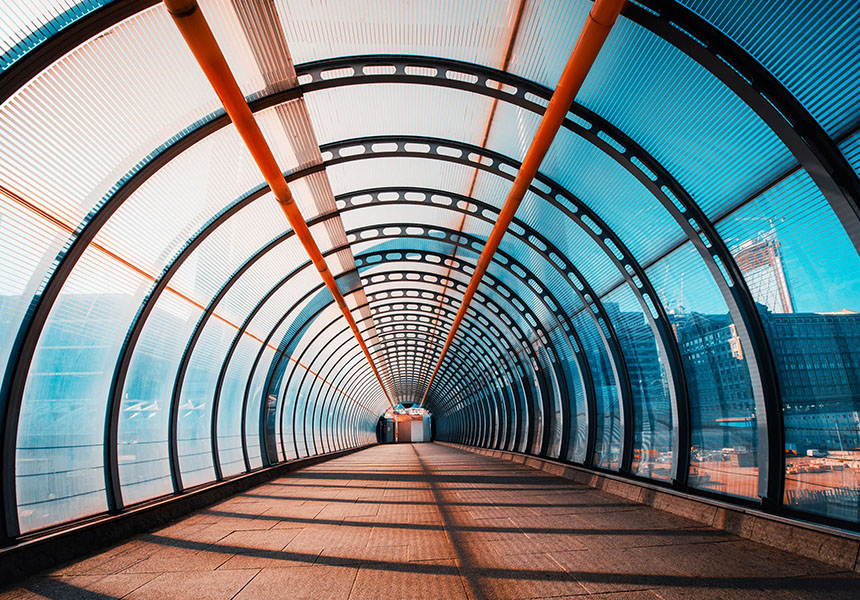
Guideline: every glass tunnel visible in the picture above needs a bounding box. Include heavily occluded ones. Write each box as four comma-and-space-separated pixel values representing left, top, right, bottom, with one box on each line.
0, 0, 859, 547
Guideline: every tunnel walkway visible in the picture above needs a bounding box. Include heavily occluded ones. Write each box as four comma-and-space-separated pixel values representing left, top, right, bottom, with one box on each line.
3, 443, 858, 600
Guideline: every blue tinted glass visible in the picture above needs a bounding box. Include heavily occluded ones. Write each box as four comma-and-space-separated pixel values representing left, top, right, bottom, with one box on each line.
717, 169, 860, 521
604, 284, 674, 481
647, 243, 759, 499
571, 310, 621, 470
119, 295, 196, 506
17, 251, 146, 532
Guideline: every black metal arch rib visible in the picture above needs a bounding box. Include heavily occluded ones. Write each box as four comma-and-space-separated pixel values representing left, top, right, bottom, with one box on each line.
323, 139, 685, 471
268, 244, 552, 454
352, 246, 560, 454
298, 297, 516, 452
365, 294, 524, 451
116, 130, 684, 506
296, 264, 544, 452
265, 292, 493, 458
284, 308, 395, 458
4, 43, 807, 530
195, 204, 608, 472
353, 243, 572, 457
1, 129, 680, 534
266, 258, 531, 454
296, 318, 502, 455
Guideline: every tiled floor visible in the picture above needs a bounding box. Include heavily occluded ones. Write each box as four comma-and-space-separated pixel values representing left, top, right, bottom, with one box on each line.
2, 443, 858, 599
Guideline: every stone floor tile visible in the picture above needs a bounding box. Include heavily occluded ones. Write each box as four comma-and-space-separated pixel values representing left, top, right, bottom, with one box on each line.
233, 565, 358, 600
124, 569, 258, 600
349, 559, 467, 600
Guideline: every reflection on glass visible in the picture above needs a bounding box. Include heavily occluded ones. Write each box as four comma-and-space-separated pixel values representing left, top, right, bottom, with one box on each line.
571, 311, 621, 470
648, 243, 759, 499
718, 171, 860, 522
604, 286, 674, 481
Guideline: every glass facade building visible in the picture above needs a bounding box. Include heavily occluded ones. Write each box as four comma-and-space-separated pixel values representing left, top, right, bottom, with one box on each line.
0, 0, 859, 543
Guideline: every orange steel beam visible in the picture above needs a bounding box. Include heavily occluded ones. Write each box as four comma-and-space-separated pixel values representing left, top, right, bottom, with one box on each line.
420, 0, 626, 407
164, 0, 394, 408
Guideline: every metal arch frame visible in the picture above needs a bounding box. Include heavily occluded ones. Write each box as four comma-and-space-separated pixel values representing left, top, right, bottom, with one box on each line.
361, 265, 547, 454
353, 239, 578, 456
212, 249, 526, 465
265, 273, 518, 457
282, 308, 497, 454
326, 274, 536, 450
343, 186, 635, 464
578, 92, 785, 498
262, 295, 376, 461
311, 314, 417, 453
352, 243, 564, 455
276, 307, 380, 458
304, 329, 378, 455
4, 4, 858, 535
219, 257, 375, 470
285, 307, 388, 457
355, 302, 517, 447
278, 262, 533, 454
323, 135, 689, 466
326, 332, 501, 448
368, 296, 522, 450
626, 0, 860, 253
300, 52, 824, 476
238, 277, 371, 468
0, 45, 781, 531
377, 336, 499, 447
0, 129, 675, 534
370, 312, 510, 413
286, 307, 462, 456
259, 285, 373, 469
250, 284, 378, 461
301, 304, 512, 453
105, 171, 328, 506
359, 245, 574, 457
263, 292, 384, 463
274, 252, 547, 455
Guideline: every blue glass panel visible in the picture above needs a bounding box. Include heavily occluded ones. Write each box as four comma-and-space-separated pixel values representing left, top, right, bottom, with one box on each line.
603, 284, 673, 481
717, 169, 860, 521
681, 0, 860, 137
576, 17, 792, 221
244, 345, 276, 469
571, 309, 621, 470
177, 318, 234, 488
217, 334, 261, 477
119, 293, 199, 506
842, 130, 860, 177
646, 243, 759, 499
17, 251, 146, 531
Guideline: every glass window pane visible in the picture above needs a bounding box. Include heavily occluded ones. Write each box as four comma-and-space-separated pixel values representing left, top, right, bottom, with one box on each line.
17, 249, 147, 531
717, 169, 860, 521
119, 293, 198, 506
604, 284, 674, 481
647, 243, 759, 499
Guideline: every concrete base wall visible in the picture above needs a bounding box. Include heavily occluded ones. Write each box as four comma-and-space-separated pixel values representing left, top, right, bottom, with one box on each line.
440, 442, 860, 573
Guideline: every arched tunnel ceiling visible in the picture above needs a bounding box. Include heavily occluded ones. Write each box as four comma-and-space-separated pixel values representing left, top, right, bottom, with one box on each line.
0, 0, 859, 541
